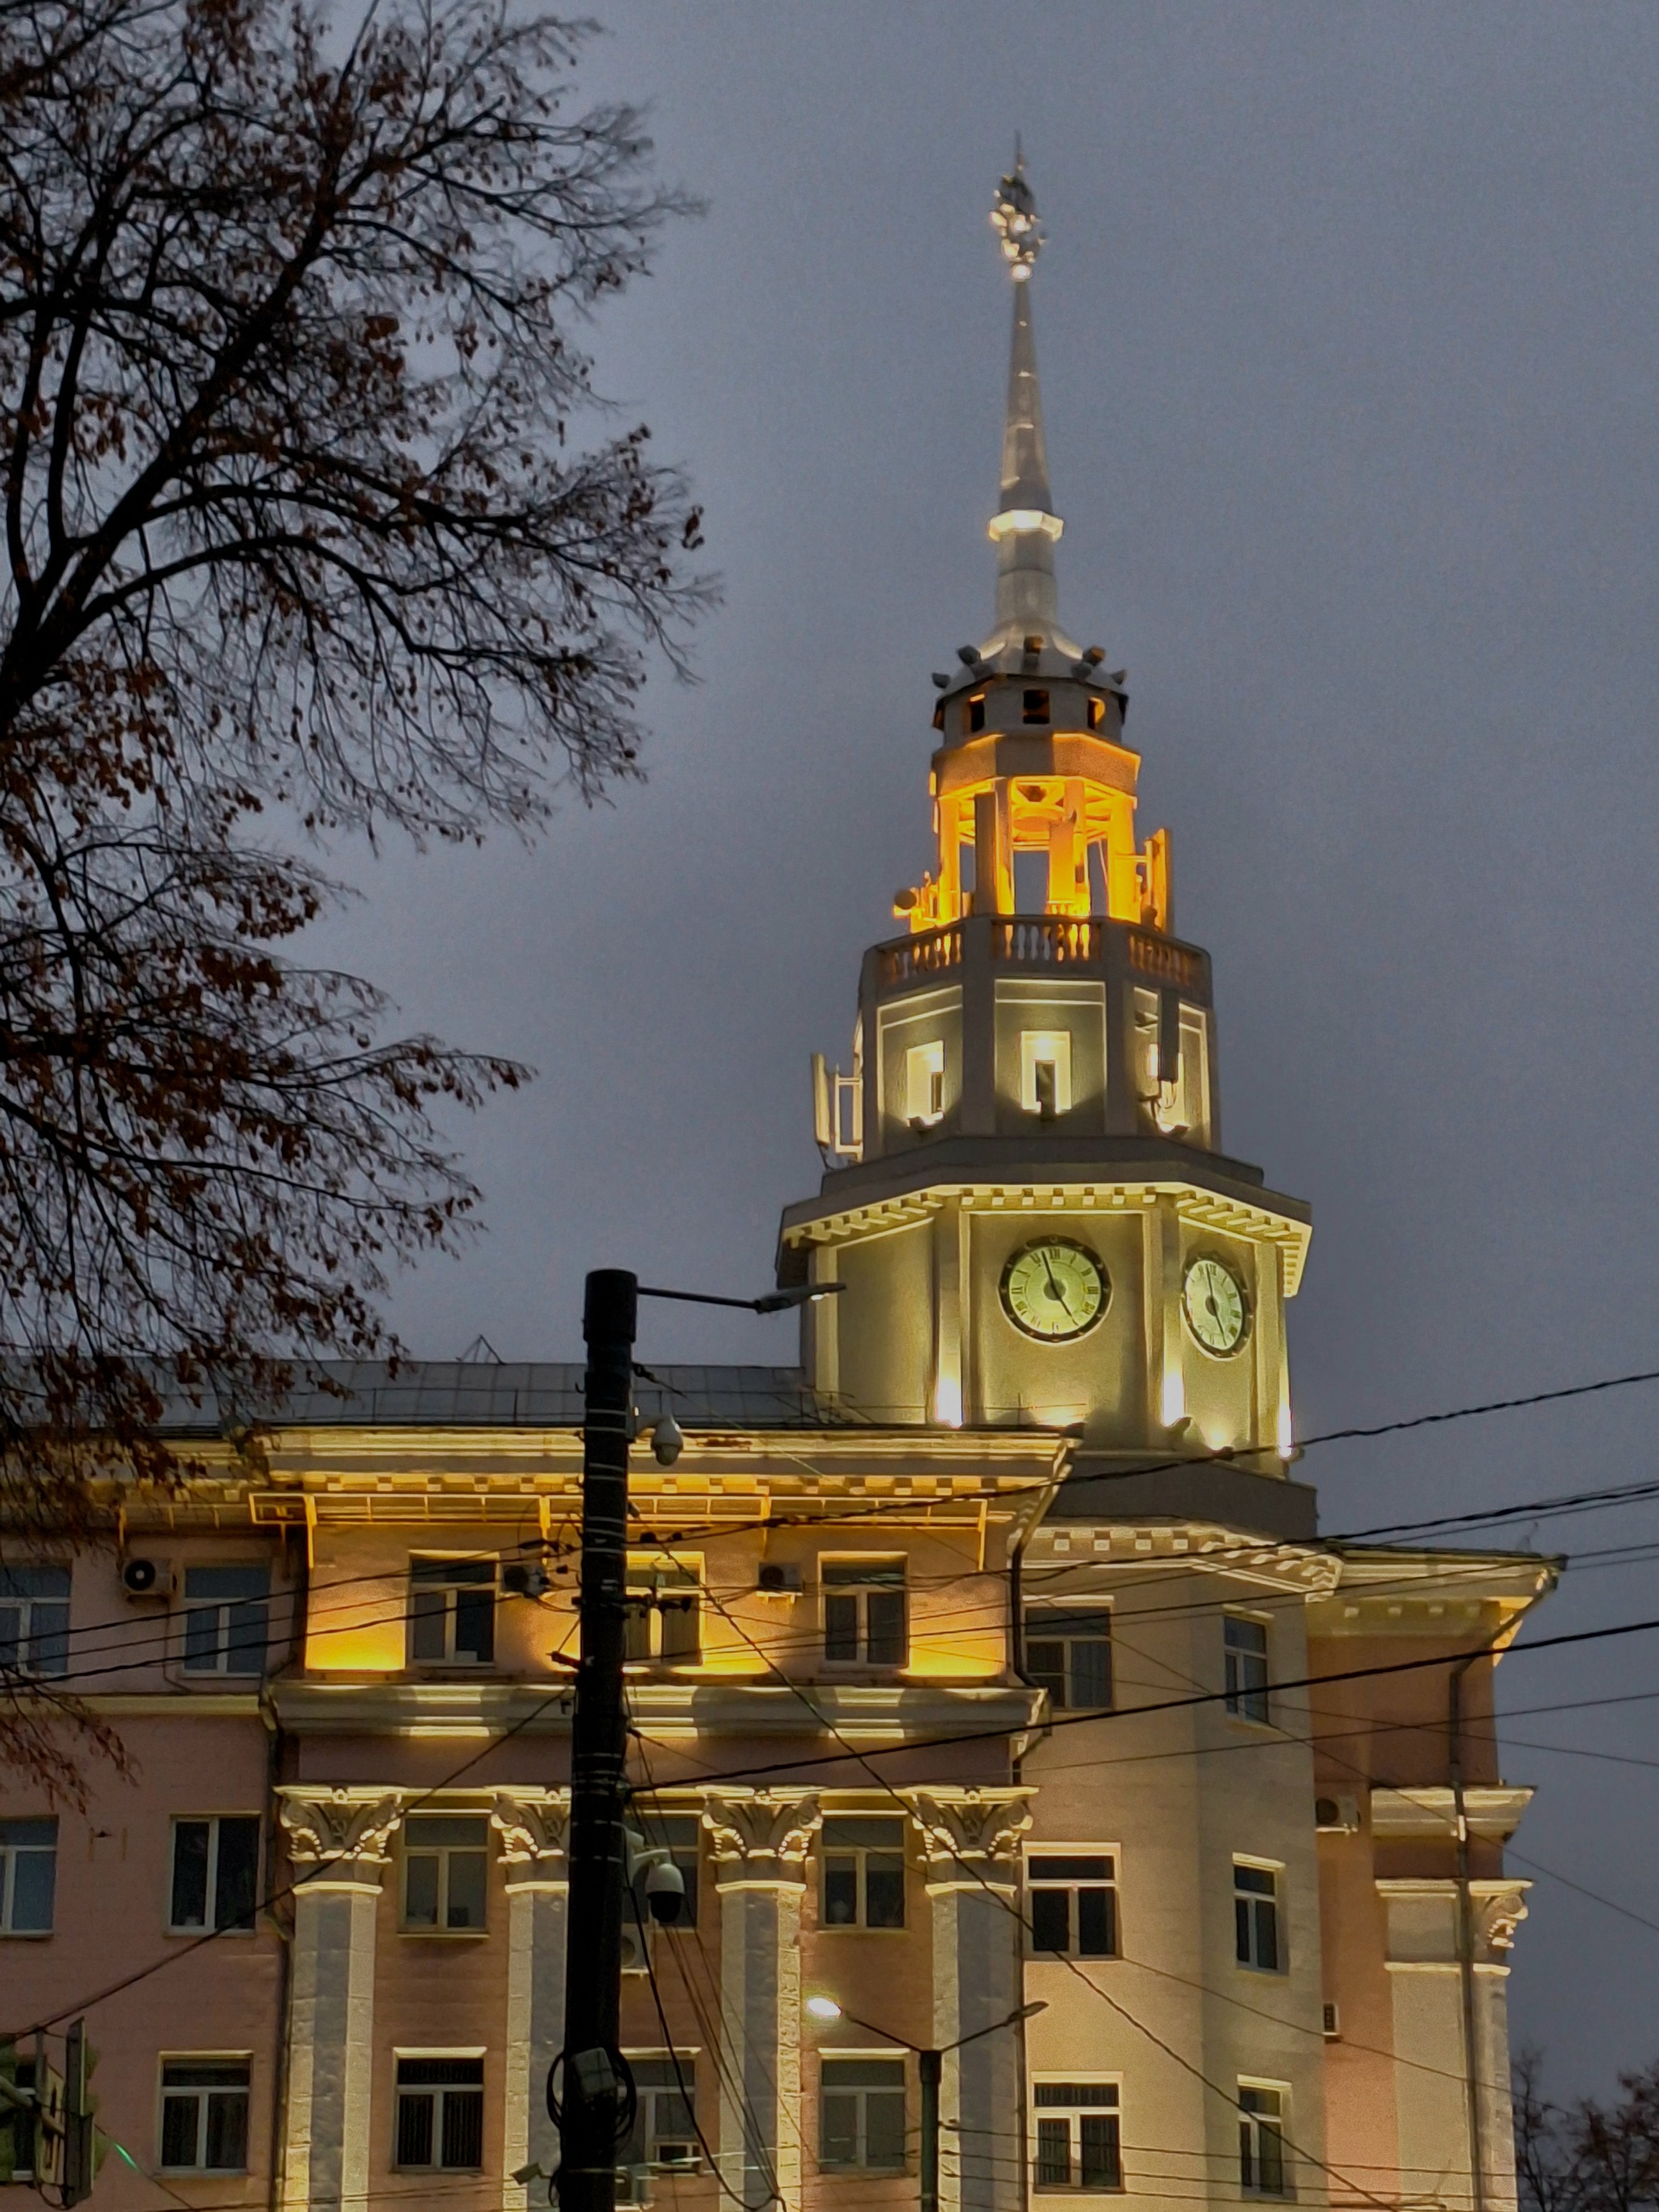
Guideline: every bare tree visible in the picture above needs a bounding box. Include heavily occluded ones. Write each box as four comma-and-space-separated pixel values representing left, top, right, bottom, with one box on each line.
0, 0, 710, 1784
1516, 2051, 1659, 2212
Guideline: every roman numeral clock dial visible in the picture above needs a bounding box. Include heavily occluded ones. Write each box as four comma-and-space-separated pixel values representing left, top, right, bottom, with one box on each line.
1000, 1238, 1109, 1341
1182, 1254, 1248, 1355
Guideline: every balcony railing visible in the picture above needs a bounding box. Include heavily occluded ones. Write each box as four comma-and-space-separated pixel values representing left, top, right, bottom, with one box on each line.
876, 914, 1106, 987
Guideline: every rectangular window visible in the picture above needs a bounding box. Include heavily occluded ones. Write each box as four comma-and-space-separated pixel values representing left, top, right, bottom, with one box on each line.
409, 1558, 497, 1664
624, 1560, 702, 1664
822, 1562, 907, 1668
1022, 688, 1051, 725
1028, 1856, 1118, 1959
905, 1039, 946, 1127
169, 1817, 259, 1934
2, 2054, 35, 2180
181, 1566, 269, 1677
402, 1816, 489, 1933
1235, 1864, 1282, 1972
821, 2058, 906, 2171
0, 1818, 56, 1935
630, 1814, 700, 1931
0, 1565, 70, 1678
964, 693, 987, 735
821, 1818, 906, 1930
1224, 1616, 1269, 1725
1033, 2082, 1122, 2192
394, 2058, 484, 2170
1239, 2086, 1287, 2195
617, 2057, 699, 2200
159, 2059, 250, 2172
1019, 1030, 1073, 1118
1024, 1610, 1112, 1710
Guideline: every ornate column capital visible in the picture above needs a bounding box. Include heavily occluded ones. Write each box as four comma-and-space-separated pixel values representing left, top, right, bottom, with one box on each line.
278, 1785, 406, 1891
902, 1787, 1033, 1894
491, 1789, 572, 1890
704, 1791, 822, 1890
1472, 1879, 1530, 1958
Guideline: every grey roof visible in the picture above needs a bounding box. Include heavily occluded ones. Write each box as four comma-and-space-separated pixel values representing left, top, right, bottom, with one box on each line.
160, 1360, 834, 1435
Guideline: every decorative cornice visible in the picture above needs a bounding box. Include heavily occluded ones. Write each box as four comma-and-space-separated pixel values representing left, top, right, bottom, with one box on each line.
1369, 1786, 1534, 1843
703, 1792, 822, 1887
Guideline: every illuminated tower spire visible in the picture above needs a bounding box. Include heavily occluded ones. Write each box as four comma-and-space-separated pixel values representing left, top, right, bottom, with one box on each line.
987, 152, 1074, 654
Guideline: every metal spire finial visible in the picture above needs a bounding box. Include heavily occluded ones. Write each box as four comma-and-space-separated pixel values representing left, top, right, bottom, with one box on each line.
991, 140, 1043, 281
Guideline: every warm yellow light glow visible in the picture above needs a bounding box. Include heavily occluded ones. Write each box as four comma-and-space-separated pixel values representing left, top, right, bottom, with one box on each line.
1161, 1370, 1186, 1428
987, 508, 1063, 543
1277, 1401, 1294, 1461
805, 1997, 842, 2022
933, 1375, 963, 1428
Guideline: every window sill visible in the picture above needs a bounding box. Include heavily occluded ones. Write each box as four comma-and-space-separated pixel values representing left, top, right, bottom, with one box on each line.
817, 2167, 908, 2178
818, 1924, 909, 1936
165, 1927, 256, 1940
0, 1929, 53, 1941
158, 2170, 249, 2180
392, 2169, 484, 2178
398, 1928, 490, 1940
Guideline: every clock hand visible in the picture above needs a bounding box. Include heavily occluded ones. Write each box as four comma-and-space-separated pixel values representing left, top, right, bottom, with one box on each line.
1042, 1254, 1077, 1319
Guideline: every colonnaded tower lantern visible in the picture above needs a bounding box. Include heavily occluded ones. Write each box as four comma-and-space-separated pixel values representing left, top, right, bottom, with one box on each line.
778, 156, 1312, 1472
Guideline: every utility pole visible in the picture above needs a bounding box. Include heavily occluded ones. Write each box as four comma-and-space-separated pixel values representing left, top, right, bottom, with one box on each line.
919, 2049, 942, 2212
555, 1269, 638, 2212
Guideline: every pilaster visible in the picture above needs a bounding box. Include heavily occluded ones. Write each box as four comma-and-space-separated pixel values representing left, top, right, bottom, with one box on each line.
492, 1790, 572, 2209
704, 1792, 822, 2211
903, 1791, 1032, 2212
1377, 1877, 1530, 2212
277, 1788, 406, 2212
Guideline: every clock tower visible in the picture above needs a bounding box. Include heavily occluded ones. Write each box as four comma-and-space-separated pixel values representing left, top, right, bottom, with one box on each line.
779, 156, 1312, 1494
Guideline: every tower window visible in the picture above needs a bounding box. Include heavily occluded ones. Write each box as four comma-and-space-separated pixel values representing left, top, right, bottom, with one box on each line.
1087, 697, 1105, 730
821, 1561, 907, 1667
1019, 1030, 1073, 1118
963, 693, 987, 735
1235, 1863, 1283, 1971
1223, 1615, 1270, 1724
932, 701, 945, 731
1239, 2086, 1288, 2195
1027, 1855, 1118, 1958
1022, 688, 1050, 724
905, 1039, 945, 1128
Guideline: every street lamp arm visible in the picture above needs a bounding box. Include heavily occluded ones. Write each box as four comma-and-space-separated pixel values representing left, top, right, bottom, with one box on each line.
940, 1999, 1047, 2056
637, 1281, 845, 1314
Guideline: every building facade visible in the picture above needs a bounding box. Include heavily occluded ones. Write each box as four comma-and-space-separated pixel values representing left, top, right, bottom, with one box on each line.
2, 161, 1551, 2212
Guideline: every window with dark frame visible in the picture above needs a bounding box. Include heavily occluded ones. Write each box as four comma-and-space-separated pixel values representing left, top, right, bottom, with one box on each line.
1235, 1864, 1282, 1972
822, 1562, 906, 1668
1022, 688, 1051, 724
159, 2060, 251, 2172
409, 1558, 497, 1665
0, 1818, 56, 1934
964, 693, 987, 735
616, 2057, 699, 2201
2, 2055, 36, 2178
169, 1817, 259, 1934
402, 1815, 488, 1933
0, 1565, 70, 1677
821, 1817, 906, 1929
624, 1561, 702, 1664
394, 2058, 484, 2171
1239, 2086, 1287, 2195
820, 2057, 906, 2171
1224, 1615, 1269, 1724
1028, 1856, 1118, 1960
1023, 1609, 1113, 1710
181, 1566, 269, 1676
1033, 2082, 1122, 2191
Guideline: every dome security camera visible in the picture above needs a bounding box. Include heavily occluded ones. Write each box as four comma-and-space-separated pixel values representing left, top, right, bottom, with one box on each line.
644, 1859, 685, 1924
650, 1414, 684, 1467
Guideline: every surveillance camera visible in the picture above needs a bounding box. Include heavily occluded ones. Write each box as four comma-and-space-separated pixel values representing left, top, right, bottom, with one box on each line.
644, 1860, 685, 1924
651, 1414, 684, 1467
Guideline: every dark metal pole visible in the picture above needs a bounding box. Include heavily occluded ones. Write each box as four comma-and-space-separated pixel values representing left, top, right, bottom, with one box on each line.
919, 2048, 941, 2212
556, 1269, 638, 2212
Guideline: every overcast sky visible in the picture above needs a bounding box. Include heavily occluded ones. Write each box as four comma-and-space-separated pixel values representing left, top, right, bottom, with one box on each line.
316, 3, 1659, 2094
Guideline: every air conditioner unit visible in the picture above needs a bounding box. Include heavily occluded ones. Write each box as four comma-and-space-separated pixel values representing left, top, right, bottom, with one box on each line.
121, 1557, 173, 1600
757, 1562, 802, 1594
501, 1563, 549, 1599
619, 1925, 650, 1975
1322, 2002, 1341, 2039
1314, 1795, 1359, 1834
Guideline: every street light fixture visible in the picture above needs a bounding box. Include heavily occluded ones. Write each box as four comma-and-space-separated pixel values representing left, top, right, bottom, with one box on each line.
804, 1993, 1046, 2212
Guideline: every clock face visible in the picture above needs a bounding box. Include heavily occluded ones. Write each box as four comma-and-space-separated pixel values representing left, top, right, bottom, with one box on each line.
1183, 1255, 1248, 1356
1000, 1238, 1109, 1342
